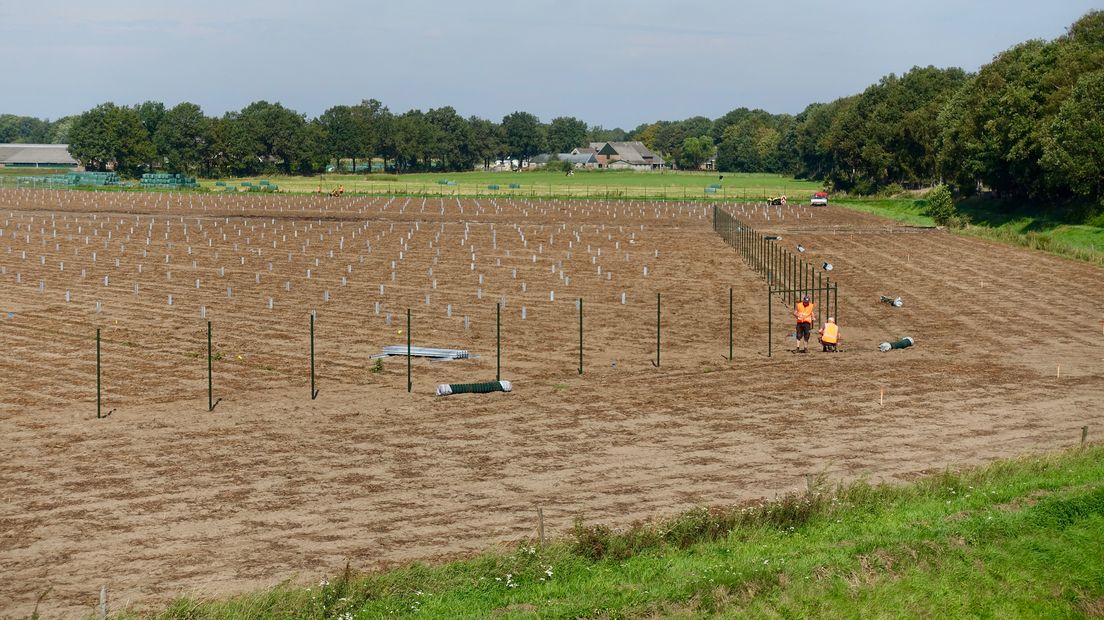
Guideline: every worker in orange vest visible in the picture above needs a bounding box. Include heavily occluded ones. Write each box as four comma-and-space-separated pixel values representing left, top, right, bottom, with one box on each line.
792, 295, 815, 353
818, 316, 840, 352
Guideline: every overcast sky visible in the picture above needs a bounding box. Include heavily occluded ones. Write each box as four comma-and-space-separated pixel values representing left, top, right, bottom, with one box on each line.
1, 1, 1099, 128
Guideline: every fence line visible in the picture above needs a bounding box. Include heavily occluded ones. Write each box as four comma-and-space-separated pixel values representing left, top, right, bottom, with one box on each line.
0, 175, 812, 203
73, 284, 776, 416
712, 205, 840, 356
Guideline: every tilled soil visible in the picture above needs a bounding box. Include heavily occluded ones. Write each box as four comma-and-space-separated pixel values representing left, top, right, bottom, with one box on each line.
1, 190, 1101, 617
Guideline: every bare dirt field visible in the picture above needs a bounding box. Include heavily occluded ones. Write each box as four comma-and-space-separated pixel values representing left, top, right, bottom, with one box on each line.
1, 189, 1101, 617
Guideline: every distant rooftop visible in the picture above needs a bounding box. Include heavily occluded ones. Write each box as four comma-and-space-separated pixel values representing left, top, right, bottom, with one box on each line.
0, 144, 78, 165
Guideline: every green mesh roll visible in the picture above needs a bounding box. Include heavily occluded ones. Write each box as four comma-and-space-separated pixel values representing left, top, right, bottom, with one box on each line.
879, 336, 914, 352
436, 380, 512, 396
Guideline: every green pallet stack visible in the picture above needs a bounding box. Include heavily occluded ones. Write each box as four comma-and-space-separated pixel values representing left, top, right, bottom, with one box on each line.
16, 171, 120, 186
140, 173, 198, 189
245, 180, 278, 192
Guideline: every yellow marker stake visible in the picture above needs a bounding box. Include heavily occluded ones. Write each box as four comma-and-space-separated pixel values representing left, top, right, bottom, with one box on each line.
880, 389, 884, 406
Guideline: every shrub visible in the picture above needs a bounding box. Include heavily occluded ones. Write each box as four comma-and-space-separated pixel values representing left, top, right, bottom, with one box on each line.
547, 159, 575, 174
850, 178, 878, 196
879, 182, 905, 197
925, 185, 968, 227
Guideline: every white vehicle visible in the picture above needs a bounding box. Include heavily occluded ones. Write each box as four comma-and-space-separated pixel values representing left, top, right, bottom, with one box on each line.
810, 191, 829, 207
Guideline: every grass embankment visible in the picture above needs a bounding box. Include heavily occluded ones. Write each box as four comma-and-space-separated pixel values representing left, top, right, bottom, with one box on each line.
126, 444, 1104, 619
954, 197, 1104, 265
834, 196, 1104, 266
832, 197, 937, 227
199, 170, 822, 201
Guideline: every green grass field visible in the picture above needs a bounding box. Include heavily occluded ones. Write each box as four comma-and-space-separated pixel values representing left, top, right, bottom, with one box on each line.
128, 444, 1104, 619
200, 170, 824, 201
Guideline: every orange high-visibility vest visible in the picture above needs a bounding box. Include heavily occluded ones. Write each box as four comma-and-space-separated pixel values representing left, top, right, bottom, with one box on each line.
795, 302, 814, 324
821, 322, 839, 343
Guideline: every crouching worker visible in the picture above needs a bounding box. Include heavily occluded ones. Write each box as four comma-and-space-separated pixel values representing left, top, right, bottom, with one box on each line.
818, 317, 840, 352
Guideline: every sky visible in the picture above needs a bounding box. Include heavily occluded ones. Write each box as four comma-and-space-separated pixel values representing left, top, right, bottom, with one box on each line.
1, 0, 1100, 128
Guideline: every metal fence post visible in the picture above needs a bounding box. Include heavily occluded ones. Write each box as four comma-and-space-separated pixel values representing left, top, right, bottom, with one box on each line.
817, 271, 822, 325
767, 286, 773, 358
834, 282, 839, 324
803, 261, 809, 300
655, 292, 661, 367
407, 309, 412, 393
207, 320, 215, 411
96, 328, 101, 419
790, 254, 795, 304
729, 287, 734, 361
496, 302, 501, 382
310, 313, 318, 399
578, 298, 583, 375
773, 243, 778, 286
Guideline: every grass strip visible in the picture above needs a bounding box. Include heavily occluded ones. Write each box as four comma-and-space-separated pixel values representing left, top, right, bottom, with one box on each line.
833, 197, 1104, 265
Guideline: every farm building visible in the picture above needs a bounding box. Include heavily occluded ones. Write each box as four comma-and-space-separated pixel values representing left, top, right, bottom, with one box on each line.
0, 143, 79, 169
584, 141, 666, 170
529, 152, 598, 169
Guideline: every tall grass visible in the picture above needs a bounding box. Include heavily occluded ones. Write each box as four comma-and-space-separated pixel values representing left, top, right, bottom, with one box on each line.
833, 195, 1104, 265
959, 225, 1104, 266
119, 444, 1104, 619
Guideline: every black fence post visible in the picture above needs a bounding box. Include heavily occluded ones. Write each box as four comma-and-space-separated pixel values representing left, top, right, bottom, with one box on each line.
496, 302, 501, 382
207, 320, 217, 411
768, 286, 773, 358
310, 313, 318, 400
96, 328, 101, 419
655, 292, 661, 367
407, 309, 412, 393
834, 282, 839, 324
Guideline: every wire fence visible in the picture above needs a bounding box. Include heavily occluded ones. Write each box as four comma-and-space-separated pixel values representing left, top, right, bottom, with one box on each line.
0, 173, 816, 202
712, 205, 839, 356
0, 191, 834, 415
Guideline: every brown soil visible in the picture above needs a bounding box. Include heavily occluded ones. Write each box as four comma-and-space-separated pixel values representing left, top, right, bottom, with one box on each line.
1, 190, 1101, 617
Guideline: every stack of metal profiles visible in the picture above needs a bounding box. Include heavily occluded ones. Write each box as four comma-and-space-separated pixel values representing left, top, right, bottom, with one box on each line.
371, 346, 472, 360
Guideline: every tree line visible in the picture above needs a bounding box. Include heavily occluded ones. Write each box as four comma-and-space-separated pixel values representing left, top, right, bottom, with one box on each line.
2, 11, 1100, 209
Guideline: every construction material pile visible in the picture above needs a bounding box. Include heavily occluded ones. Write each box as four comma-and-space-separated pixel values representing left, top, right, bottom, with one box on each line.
17, 171, 121, 186
371, 346, 472, 360
140, 173, 198, 189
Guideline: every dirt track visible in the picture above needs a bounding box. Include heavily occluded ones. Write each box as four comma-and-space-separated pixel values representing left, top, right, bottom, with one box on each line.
1, 190, 1101, 617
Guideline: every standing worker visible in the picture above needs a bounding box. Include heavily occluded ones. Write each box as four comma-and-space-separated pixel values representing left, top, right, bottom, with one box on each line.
818, 317, 840, 352
793, 295, 815, 353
